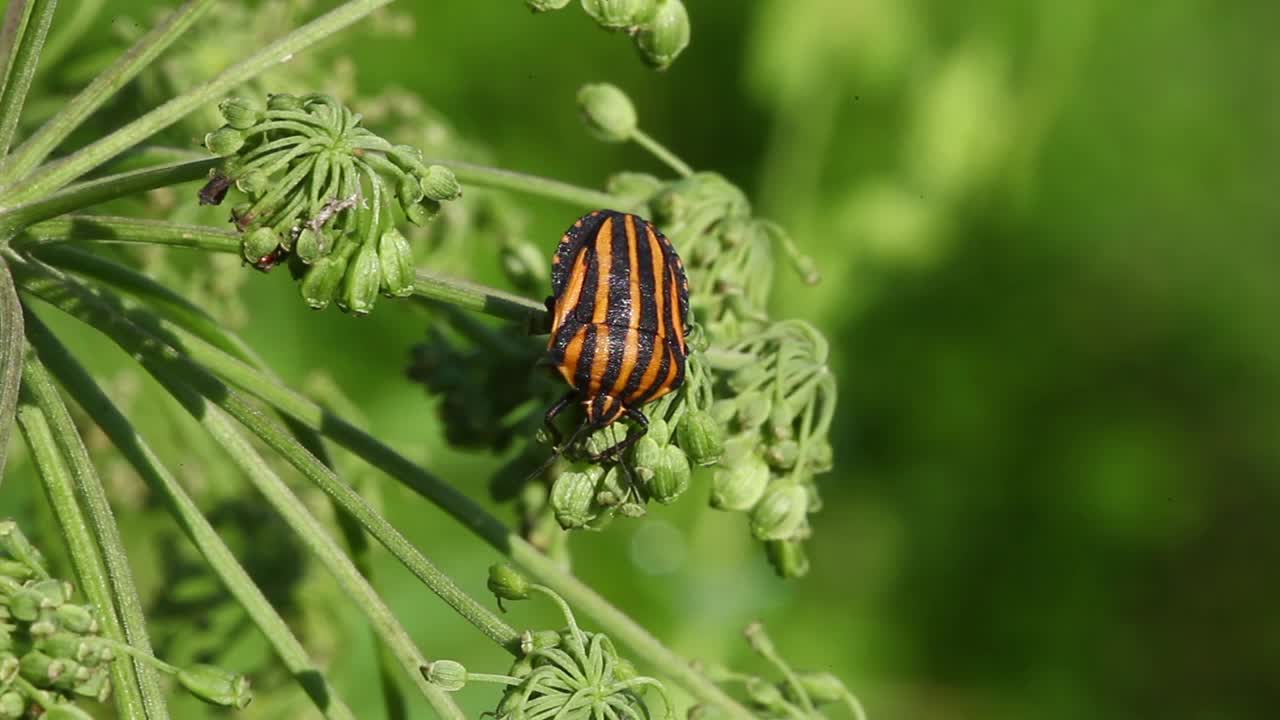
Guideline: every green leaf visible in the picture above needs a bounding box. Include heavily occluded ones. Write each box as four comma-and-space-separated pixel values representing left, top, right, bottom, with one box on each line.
0, 0, 58, 158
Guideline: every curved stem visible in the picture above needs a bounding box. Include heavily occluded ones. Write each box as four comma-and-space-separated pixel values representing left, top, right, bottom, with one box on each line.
0, 257, 21, 479
631, 130, 693, 178
440, 159, 630, 211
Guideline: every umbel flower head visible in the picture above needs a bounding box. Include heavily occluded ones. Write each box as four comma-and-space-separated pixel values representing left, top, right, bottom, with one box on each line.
199, 93, 461, 314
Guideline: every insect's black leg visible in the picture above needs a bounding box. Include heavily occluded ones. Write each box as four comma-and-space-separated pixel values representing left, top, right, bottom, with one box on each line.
543, 392, 577, 448
588, 410, 649, 463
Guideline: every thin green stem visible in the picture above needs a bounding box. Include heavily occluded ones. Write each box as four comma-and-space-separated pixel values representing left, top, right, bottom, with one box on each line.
14, 377, 155, 720
441, 159, 628, 210
24, 311, 358, 720
0, 0, 219, 183
18, 345, 170, 718
3, 0, 392, 204
0, 257, 21, 479
0, 158, 221, 238
631, 129, 693, 178
414, 268, 548, 328
0, 0, 57, 158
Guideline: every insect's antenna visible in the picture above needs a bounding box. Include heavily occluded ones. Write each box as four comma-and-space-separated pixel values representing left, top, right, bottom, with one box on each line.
521, 418, 594, 485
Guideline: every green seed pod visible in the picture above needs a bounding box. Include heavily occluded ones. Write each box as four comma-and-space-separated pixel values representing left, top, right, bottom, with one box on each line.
508, 653, 535, 679
487, 563, 530, 602
527, 0, 572, 11
750, 482, 809, 541
0, 653, 16, 683
629, 435, 662, 483
810, 440, 834, 473
581, 0, 653, 28
72, 666, 111, 701
648, 416, 671, 446
0, 559, 32, 581
266, 93, 302, 111
675, 409, 723, 466
745, 677, 786, 710
341, 241, 382, 315
786, 671, 846, 705
576, 83, 637, 143
294, 227, 324, 263
709, 398, 737, 425
765, 539, 810, 579
424, 660, 467, 691
37, 633, 86, 662
595, 466, 627, 507
235, 169, 270, 195
0, 522, 47, 573
30, 579, 68, 607
405, 198, 442, 226
299, 252, 349, 310
0, 692, 22, 720
613, 656, 638, 683
710, 455, 770, 511
243, 226, 279, 262
551, 464, 603, 529
177, 664, 252, 709
44, 705, 97, 720
636, 0, 690, 70
9, 588, 39, 622
736, 392, 773, 430
649, 444, 690, 503
765, 439, 799, 470
519, 630, 560, 655
396, 173, 425, 209
419, 165, 461, 202
204, 127, 245, 156
378, 227, 415, 297
19, 650, 65, 685
219, 97, 261, 130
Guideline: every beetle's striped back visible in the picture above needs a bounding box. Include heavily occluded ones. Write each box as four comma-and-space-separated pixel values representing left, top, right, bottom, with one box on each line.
547, 210, 690, 423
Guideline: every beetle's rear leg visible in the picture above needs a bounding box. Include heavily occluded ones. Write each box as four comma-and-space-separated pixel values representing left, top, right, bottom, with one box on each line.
543, 391, 578, 448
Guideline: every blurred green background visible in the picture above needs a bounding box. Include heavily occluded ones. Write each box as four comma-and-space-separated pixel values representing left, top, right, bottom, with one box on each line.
4, 0, 1278, 718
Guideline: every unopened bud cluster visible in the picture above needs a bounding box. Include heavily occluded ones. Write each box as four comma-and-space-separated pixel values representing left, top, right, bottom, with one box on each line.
199, 93, 461, 314
0, 521, 251, 716
527, 0, 690, 69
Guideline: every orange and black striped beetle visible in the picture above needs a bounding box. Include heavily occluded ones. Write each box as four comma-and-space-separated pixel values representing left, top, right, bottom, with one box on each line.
543, 209, 690, 460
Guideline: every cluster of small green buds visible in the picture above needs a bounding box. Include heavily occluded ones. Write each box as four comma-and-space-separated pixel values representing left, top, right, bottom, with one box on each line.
527, 1, 690, 69
480, 565, 674, 719
693, 622, 866, 720
198, 93, 461, 314
0, 521, 251, 716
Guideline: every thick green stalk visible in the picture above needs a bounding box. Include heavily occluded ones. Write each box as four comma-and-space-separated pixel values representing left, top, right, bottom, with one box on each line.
414, 268, 547, 327
0, 0, 218, 183
14, 381, 154, 720
0, 158, 221, 238
0, 257, 21, 479
4, 0, 392, 204
441, 159, 627, 210
23, 311, 359, 720
16, 260, 756, 717
0, 0, 57, 158
18, 344, 170, 719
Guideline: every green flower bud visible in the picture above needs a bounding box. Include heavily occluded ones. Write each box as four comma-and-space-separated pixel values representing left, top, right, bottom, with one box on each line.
648, 416, 671, 446
786, 671, 846, 705
765, 439, 799, 470
636, 0, 690, 70
177, 664, 252, 709
423, 660, 467, 691
709, 399, 737, 426
736, 392, 772, 430
629, 435, 662, 485
294, 227, 324, 263
235, 169, 270, 195
0, 654, 16, 684
405, 198, 442, 225
397, 174, 425, 208
419, 165, 461, 202
810, 440, 834, 473
508, 654, 535, 679
266, 93, 302, 112
19, 650, 66, 685
649, 444, 690, 503
750, 482, 809, 541
341, 241, 382, 315
619, 501, 647, 518
487, 563, 530, 604
676, 410, 723, 466
9, 588, 39, 622
527, 0, 571, 11
72, 667, 111, 701
595, 466, 627, 507
243, 226, 279, 263
218, 97, 261, 130
204, 126, 244, 156
745, 677, 786, 709
45, 705, 97, 720
519, 630, 560, 655
378, 227, 415, 297
38, 633, 87, 662
30, 578, 68, 607
613, 656, 638, 684
710, 455, 770, 511
551, 464, 603, 529
0, 522, 47, 574
765, 539, 810, 579
577, 83, 637, 143
581, 0, 653, 28
300, 252, 349, 310
0, 692, 22, 719
0, 559, 32, 581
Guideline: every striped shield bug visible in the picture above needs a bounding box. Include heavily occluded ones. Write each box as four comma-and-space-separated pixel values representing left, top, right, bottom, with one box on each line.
542, 209, 691, 461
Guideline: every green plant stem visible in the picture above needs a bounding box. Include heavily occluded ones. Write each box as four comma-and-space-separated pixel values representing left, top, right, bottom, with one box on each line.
414, 268, 548, 327
631, 129, 694, 178
3, 0, 392, 204
441, 159, 628, 210
14, 377, 155, 720
0, 0, 57, 158
0, 0, 218, 183
18, 345, 170, 718
0, 158, 221, 238
16, 259, 756, 717
23, 311, 358, 720
0, 257, 21, 479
